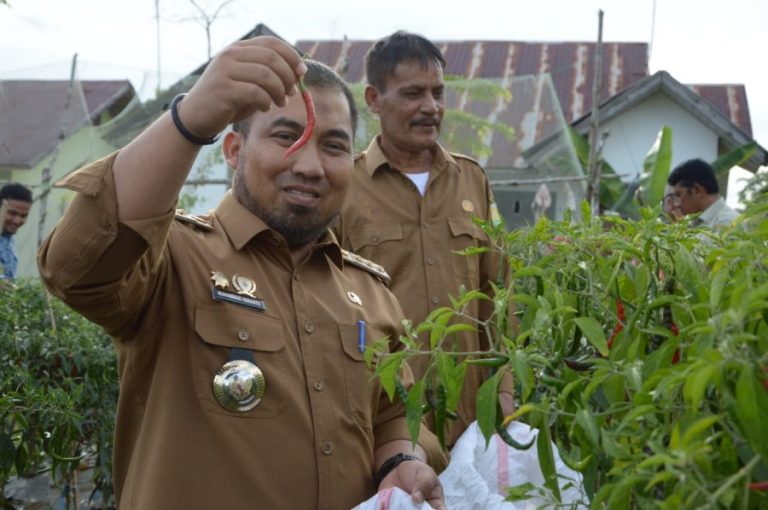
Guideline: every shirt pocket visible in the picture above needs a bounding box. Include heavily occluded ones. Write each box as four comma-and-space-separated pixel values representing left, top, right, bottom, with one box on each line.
447, 216, 485, 282
338, 323, 388, 430
347, 223, 404, 268
193, 303, 287, 418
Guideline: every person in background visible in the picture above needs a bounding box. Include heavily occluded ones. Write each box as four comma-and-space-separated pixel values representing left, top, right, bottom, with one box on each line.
667, 158, 738, 228
334, 30, 514, 448
662, 184, 682, 222
38, 36, 446, 509
0, 183, 32, 280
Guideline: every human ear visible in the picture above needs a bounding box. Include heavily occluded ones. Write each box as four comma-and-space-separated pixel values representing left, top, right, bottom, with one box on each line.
364, 85, 380, 114
223, 131, 243, 169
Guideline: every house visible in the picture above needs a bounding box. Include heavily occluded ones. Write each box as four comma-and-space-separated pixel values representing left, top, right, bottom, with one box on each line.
0, 79, 137, 278
297, 39, 767, 227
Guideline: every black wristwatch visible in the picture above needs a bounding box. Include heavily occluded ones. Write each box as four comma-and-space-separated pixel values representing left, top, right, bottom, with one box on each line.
373, 453, 420, 487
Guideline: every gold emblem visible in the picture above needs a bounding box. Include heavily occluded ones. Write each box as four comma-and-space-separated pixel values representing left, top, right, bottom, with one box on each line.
231, 274, 258, 298
347, 291, 362, 306
212, 359, 266, 412
210, 271, 229, 289
461, 199, 475, 212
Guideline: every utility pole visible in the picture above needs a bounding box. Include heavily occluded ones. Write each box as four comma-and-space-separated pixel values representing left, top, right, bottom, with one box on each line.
586, 10, 604, 216
156, 0, 162, 92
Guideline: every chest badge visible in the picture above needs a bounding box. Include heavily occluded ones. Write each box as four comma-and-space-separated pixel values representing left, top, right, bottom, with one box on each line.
347, 291, 362, 306
213, 359, 266, 412
461, 199, 475, 213
210, 271, 267, 312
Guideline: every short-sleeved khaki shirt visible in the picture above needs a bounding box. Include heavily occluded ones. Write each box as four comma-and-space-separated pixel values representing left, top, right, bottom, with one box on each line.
38, 153, 445, 510
335, 138, 507, 446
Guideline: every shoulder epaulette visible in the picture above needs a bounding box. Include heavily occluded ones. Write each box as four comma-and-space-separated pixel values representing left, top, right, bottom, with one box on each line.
341, 249, 391, 285
174, 209, 214, 231
450, 152, 482, 168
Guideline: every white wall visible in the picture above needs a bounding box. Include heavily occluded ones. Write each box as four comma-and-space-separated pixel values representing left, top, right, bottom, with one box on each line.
598, 94, 719, 182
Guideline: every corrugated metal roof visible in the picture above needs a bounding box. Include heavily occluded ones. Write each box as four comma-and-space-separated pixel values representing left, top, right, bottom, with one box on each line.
296, 40, 650, 123
297, 39, 756, 169
0, 80, 135, 169
689, 84, 752, 137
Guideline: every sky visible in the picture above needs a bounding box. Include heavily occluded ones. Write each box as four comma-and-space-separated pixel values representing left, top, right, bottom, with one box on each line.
1, 0, 766, 197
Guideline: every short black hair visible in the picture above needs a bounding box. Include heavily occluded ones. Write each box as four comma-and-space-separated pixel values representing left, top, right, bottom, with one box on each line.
365, 30, 446, 91
0, 183, 32, 203
232, 59, 357, 138
668, 158, 719, 194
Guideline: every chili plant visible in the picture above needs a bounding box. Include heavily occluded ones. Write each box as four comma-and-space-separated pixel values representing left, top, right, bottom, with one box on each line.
369, 198, 768, 509
1, 281, 118, 509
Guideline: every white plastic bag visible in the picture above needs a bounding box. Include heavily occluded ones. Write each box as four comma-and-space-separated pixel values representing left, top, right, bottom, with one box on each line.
353, 421, 587, 510
352, 486, 435, 510
439, 421, 587, 509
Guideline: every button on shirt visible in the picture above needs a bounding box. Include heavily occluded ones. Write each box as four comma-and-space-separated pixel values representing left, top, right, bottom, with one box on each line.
335, 138, 508, 446
0, 234, 17, 279
37, 153, 445, 510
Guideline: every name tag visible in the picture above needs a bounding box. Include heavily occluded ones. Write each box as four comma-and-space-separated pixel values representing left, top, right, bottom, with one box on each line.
212, 288, 267, 312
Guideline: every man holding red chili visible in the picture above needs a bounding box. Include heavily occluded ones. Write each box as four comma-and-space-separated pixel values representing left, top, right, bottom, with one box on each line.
334, 31, 515, 448
38, 36, 446, 509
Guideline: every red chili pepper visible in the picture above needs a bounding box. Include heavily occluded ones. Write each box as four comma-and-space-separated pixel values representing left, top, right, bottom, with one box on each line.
670, 321, 680, 364
607, 298, 625, 350
748, 480, 768, 491
283, 77, 316, 159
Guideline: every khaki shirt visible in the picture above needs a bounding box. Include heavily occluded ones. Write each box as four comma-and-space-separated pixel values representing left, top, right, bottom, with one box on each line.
37, 153, 445, 510
334, 138, 508, 446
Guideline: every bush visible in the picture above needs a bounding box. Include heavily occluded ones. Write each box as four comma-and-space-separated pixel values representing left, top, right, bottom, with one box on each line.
373, 199, 768, 508
0, 281, 117, 508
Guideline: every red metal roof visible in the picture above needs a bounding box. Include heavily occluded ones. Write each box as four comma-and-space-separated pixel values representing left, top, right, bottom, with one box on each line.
0, 80, 135, 169
296, 40, 650, 123
296, 39, 755, 168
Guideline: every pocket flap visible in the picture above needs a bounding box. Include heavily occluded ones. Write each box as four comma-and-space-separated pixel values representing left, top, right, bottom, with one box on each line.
338, 323, 389, 361
448, 216, 484, 239
194, 303, 285, 352
347, 223, 404, 251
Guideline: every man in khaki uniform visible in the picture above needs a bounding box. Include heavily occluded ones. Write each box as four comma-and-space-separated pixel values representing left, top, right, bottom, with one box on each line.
334, 31, 514, 448
38, 37, 445, 510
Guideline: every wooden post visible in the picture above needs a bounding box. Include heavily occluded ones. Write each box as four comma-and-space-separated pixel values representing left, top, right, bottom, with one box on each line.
586, 10, 604, 216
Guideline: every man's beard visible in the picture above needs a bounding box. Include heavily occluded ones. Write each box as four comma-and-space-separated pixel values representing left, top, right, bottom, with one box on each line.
233, 171, 335, 247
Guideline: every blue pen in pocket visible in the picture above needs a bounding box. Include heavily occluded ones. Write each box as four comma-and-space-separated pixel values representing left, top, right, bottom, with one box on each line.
357, 320, 366, 353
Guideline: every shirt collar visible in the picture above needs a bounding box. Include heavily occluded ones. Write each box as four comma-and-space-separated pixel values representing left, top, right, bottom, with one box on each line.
361, 136, 461, 178
697, 197, 726, 226
214, 191, 343, 268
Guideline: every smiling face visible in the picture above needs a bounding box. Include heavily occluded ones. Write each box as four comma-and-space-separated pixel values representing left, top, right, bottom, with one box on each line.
366, 59, 445, 153
2, 199, 31, 235
224, 86, 353, 248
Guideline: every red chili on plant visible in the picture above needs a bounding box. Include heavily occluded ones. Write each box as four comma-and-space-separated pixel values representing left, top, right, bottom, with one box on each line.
748, 480, 768, 491
283, 76, 315, 159
606, 298, 625, 350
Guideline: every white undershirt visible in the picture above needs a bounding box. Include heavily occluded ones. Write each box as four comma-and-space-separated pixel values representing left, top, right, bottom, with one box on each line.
405, 171, 430, 196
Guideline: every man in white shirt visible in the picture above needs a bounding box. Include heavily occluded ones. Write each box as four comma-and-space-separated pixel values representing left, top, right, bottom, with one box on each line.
667, 158, 739, 229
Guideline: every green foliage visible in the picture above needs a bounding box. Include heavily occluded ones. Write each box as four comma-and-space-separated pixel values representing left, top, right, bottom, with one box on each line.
372, 197, 768, 508
0, 281, 117, 508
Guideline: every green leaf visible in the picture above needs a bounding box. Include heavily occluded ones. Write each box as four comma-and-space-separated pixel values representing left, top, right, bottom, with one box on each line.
573, 317, 608, 356
683, 362, 716, 410
641, 125, 673, 207
505, 482, 538, 502
534, 415, 562, 502
734, 364, 768, 460
514, 350, 534, 401
576, 409, 600, 448
476, 370, 502, 446
376, 353, 404, 401
681, 414, 720, 447
711, 141, 757, 178
406, 379, 425, 444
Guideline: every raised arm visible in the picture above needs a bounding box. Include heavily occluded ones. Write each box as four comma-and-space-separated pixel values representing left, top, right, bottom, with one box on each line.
113, 36, 306, 221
